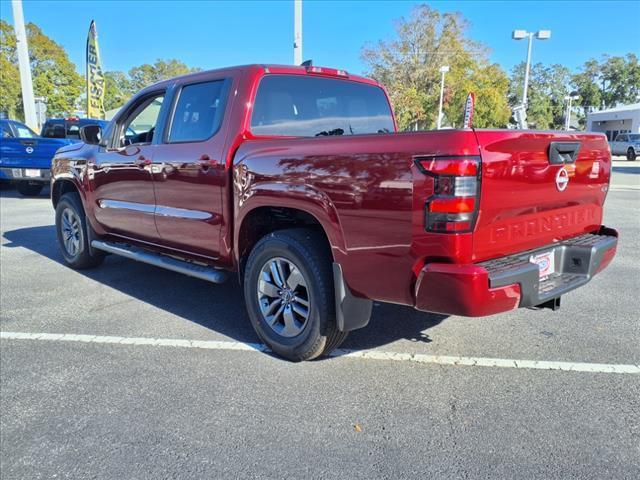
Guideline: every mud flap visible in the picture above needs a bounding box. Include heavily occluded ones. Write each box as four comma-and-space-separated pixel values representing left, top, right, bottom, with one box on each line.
333, 263, 372, 332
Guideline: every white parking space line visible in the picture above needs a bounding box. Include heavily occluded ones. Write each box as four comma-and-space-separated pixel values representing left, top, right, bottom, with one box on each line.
610, 184, 640, 191
2, 331, 639, 374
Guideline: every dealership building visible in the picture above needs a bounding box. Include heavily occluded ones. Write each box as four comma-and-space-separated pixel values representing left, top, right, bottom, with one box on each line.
586, 103, 640, 140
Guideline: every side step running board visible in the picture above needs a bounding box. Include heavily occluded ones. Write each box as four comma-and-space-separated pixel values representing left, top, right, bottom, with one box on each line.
91, 240, 228, 284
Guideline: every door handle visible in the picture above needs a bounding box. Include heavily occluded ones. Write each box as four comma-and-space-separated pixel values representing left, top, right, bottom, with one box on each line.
197, 154, 218, 170
135, 155, 152, 167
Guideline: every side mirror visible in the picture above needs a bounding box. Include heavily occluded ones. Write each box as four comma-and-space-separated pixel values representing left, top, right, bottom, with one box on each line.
79, 124, 102, 145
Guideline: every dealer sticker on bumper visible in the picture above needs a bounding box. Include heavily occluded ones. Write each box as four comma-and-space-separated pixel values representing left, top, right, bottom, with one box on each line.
530, 250, 555, 280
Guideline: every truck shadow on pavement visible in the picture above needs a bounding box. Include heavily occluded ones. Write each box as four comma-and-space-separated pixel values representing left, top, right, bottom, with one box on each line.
2, 225, 448, 353
0, 184, 51, 198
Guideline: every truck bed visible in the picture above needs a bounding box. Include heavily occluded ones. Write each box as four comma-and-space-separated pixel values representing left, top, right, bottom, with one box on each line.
234, 128, 612, 308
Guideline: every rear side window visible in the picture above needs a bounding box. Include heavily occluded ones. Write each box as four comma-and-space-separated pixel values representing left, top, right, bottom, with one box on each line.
251, 75, 394, 137
42, 122, 66, 138
168, 80, 229, 143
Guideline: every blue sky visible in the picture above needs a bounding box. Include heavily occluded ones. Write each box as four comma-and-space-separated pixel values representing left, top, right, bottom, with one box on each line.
1, 0, 639, 76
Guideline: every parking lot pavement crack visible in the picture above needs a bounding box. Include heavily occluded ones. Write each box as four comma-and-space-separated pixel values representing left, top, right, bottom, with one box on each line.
88, 297, 137, 314
444, 392, 471, 480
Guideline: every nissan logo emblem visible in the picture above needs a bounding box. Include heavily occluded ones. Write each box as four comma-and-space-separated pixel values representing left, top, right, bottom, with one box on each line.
556, 167, 569, 192
25, 146, 34, 154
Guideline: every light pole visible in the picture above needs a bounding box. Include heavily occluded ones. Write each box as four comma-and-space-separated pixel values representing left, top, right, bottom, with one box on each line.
11, 0, 37, 130
512, 29, 551, 128
564, 94, 579, 130
293, 0, 302, 65
437, 65, 449, 129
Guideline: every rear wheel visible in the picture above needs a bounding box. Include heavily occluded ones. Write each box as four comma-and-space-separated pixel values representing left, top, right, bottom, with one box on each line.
243, 228, 347, 361
16, 182, 43, 197
627, 148, 636, 161
55, 192, 104, 269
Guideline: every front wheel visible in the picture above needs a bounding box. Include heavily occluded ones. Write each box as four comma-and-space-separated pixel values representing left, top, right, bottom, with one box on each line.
16, 182, 43, 197
627, 148, 637, 161
55, 192, 104, 269
243, 229, 347, 361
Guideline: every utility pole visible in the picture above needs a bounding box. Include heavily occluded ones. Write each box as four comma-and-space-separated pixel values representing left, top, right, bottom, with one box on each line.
293, 0, 302, 65
437, 66, 449, 129
564, 94, 579, 130
11, 0, 37, 130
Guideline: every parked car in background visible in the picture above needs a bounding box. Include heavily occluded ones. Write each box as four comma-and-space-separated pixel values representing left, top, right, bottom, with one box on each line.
0, 119, 75, 196
610, 132, 639, 160
41, 117, 108, 141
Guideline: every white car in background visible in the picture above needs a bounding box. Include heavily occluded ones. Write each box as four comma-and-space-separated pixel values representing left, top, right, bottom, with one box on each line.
610, 133, 639, 161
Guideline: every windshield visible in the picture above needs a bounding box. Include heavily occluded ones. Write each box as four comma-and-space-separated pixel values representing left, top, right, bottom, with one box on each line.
629, 134, 640, 141
251, 74, 395, 137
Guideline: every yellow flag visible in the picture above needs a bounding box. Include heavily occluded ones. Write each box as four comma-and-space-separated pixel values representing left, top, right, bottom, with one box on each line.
86, 20, 105, 119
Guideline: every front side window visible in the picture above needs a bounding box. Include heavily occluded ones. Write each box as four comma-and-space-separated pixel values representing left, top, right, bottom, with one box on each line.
616, 134, 627, 142
250, 75, 394, 137
168, 80, 228, 143
118, 94, 165, 147
13, 122, 38, 139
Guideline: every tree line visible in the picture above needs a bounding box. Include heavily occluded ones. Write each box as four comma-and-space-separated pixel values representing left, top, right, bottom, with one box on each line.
362, 5, 640, 130
1, 7, 639, 129
0, 20, 199, 119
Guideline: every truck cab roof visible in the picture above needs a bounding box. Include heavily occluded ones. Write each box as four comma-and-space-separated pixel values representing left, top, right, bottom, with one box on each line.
141, 64, 382, 92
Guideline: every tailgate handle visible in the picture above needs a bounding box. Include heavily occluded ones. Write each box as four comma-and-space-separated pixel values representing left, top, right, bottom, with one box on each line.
548, 142, 580, 164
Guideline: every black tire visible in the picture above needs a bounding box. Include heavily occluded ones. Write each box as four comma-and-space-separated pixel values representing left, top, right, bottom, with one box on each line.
16, 182, 43, 197
55, 192, 105, 269
243, 228, 347, 361
627, 148, 637, 161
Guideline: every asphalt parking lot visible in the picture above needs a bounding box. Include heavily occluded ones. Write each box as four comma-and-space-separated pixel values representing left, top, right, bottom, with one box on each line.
1, 162, 639, 479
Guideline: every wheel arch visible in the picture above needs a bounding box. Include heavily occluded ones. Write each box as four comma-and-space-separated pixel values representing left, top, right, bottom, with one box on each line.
51, 177, 83, 208
234, 182, 347, 272
234, 193, 372, 333
236, 204, 335, 282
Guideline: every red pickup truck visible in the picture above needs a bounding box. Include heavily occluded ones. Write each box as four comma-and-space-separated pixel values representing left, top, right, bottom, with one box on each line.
51, 64, 618, 361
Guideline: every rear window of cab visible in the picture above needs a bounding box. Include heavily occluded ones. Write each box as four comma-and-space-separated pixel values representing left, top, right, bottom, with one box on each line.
250, 74, 394, 137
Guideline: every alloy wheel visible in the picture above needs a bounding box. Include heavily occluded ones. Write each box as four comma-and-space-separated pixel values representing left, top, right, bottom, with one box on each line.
61, 208, 81, 257
257, 257, 310, 337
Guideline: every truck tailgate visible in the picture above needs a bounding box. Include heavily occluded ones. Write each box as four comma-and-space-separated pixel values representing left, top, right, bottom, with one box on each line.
472, 130, 611, 262
0, 138, 72, 169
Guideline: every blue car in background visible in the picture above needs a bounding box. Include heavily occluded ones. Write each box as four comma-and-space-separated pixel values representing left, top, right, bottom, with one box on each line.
0, 118, 107, 196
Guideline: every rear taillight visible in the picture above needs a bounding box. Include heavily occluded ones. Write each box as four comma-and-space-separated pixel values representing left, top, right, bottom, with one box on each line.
415, 156, 481, 233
